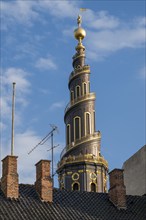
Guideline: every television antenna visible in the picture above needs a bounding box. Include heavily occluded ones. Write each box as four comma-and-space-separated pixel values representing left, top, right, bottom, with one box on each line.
47, 143, 59, 185
28, 124, 58, 187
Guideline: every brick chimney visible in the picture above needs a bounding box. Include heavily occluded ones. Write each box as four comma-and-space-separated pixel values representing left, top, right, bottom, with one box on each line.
35, 160, 52, 202
108, 169, 126, 209
1, 155, 19, 198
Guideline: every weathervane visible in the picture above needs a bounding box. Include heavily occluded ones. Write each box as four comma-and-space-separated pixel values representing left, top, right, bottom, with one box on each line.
77, 8, 87, 27
74, 8, 87, 44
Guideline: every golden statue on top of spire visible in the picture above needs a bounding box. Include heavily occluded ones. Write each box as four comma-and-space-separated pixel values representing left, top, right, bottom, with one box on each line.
74, 15, 86, 43
77, 15, 82, 27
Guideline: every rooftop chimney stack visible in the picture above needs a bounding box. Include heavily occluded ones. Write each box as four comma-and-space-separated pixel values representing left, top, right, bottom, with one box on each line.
35, 160, 52, 202
1, 155, 19, 198
109, 169, 126, 209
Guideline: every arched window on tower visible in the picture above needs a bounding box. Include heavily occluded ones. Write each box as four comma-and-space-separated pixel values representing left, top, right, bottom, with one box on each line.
93, 111, 96, 132
82, 82, 87, 95
91, 183, 96, 192
74, 117, 81, 141
85, 112, 91, 135
66, 124, 70, 145
88, 81, 90, 93
76, 85, 81, 99
73, 183, 79, 191
71, 91, 74, 102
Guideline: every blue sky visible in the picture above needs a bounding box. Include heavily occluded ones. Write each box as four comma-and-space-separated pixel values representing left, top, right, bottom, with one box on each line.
1, 0, 145, 188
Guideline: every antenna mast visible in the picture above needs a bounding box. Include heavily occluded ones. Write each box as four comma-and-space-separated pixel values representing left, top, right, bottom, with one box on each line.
11, 82, 16, 156
28, 124, 58, 187
50, 124, 58, 187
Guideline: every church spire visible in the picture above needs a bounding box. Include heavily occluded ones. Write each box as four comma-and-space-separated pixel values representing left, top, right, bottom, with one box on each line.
57, 15, 108, 193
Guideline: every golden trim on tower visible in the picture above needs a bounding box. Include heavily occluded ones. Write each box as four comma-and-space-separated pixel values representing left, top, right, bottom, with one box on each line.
57, 153, 108, 170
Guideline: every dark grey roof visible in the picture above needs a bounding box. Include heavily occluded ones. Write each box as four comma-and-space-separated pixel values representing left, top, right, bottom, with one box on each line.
0, 184, 146, 220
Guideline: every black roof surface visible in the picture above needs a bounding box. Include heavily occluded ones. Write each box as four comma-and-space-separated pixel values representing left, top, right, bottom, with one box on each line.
0, 184, 145, 220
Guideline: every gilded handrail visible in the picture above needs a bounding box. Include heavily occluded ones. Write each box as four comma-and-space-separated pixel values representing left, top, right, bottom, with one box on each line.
64, 92, 96, 114
60, 132, 100, 159
58, 154, 108, 169
69, 65, 90, 81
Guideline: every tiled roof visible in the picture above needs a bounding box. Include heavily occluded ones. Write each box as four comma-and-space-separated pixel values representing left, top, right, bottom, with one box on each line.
0, 184, 145, 220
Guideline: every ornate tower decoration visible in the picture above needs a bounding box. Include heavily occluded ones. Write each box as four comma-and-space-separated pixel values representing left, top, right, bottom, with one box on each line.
57, 15, 108, 192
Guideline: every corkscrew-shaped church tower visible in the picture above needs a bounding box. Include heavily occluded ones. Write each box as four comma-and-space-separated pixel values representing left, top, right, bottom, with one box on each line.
57, 15, 108, 192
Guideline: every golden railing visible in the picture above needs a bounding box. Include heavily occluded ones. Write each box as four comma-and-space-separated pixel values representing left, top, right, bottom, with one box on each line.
57, 154, 108, 169
60, 132, 101, 159
64, 92, 96, 114
69, 65, 90, 81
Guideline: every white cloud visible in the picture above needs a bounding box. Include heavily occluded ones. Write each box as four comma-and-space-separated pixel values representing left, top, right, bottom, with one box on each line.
38, 0, 79, 18
1, 0, 39, 28
35, 56, 57, 70
49, 101, 65, 111
2, 68, 30, 93
1, 130, 48, 183
1, 67, 31, 127
90, 27, 145, 50
84, 10, 120, 29
85, 23, 145, 61
1, 129, 63, 184
1, 0, 79, 29
133, 17, 146, 27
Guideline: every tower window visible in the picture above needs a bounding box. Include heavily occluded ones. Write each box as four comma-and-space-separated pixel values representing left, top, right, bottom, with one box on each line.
83, 83, 87, 95
91, 183, 96, 192
73, 183, 79, 191
85, 112, 91, 135
88, 82, 90, 92
93, 111, 96, 132
71, 91, 74, 101
76, 85, 81, 98
74, 117, 81, 141
66, 124, 70, 145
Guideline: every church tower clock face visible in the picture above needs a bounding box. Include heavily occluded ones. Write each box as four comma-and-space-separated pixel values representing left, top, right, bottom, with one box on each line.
57, 15, 108, 193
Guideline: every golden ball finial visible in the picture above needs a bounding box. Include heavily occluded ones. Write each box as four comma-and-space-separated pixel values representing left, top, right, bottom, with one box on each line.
74, 15, 86, 43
